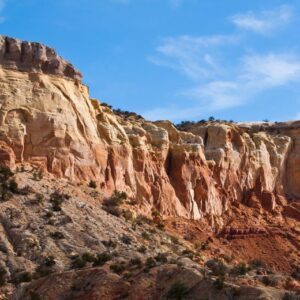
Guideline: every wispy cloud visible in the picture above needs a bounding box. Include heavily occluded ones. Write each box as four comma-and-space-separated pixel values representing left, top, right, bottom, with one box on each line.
149, 35, 237, 80
230, 5, 293, 34
145, 5, 300, 121
146, 51, 300, 120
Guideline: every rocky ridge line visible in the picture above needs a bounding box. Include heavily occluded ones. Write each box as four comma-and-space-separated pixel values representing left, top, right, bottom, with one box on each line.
0, 35, 82, 81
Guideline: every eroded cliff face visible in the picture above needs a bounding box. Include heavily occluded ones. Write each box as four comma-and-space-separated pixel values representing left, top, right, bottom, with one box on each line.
0, 36, 299, 225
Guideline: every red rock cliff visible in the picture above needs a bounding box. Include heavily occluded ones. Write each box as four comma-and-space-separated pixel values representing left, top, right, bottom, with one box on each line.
0, 36, 299, 226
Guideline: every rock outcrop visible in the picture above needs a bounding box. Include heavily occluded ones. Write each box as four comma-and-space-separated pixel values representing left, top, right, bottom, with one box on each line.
0, 35, 299, 225
0, 36, 82, 81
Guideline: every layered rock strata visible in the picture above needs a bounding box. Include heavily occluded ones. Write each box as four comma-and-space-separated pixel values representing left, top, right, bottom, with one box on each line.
0, 35, 299, 225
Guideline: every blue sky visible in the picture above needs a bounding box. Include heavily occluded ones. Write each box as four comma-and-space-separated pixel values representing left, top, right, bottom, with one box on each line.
1, 0, 300, 122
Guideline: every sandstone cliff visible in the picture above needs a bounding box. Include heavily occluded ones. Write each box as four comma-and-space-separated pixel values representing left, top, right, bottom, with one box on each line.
0, 35, 299, 226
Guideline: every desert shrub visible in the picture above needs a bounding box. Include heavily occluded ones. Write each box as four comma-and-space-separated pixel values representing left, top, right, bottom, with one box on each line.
44, 256, 56, 267
291, 266, 300, 280
199, 241, 210, 250
166, 281, 189, 300
206, 259, 228, 276
261, 276, 273, 286
50, 191, 69, 211
121, 235, 132, 245
17, 165, 25, 172
88, 180, 97, 189
0, 267, 7, 286
0, 166, 13, 180
231, 263, 250, 276
155, 253, 168, 263
141, 231, 150, 240
45, 211, 53, 218
110, 263, 126, 274
0, 182, 13, 202
35, 257, 55, 278
72, 257, 87, 269
250, 259, 265, 269
103, 205, 122, 217
214, 276, 225, 290
102, 240, 117, 248
35, 264, 53, 278
181, 249, 195, 259
35, 193, 44, 204
50, 231, 64, 239
82, 252, 96, 263
129, 257, 143, 268
122, 209, 135, 221
29, 291, 42, 300
8, 179, 19, 193
145, 257, 156, 269
170, 236, 180, 245
157, 222, 165, 231
104, 191, 127, 207
93, 252, 112, 267
14, 271, 33, 283
138, 245, 147, 254
18, 185, 34, 195
32, 169, 43, 181
101, 102, 113, 109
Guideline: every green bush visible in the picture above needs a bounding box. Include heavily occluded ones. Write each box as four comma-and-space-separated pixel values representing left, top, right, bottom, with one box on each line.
103, 191, 127, 207
14, 271, 33, 283
291, 266, 300, 280
231, 263, 250, 276
138, 245, 147, 254
129, 257, 143, 268
141, 231, 150, 240
88, 180, 97, 189
250, 259, 265, 269
166, 281, 189, 300
50, 191, 70, 211
206, 259, 228, 276
0, 166, 13, 180
35, 193, 44, 204
72, 257, 87, 269
0, 182, 13, 202
32, 169, 43, 181
50, 231, 64, 239
93, 252, 112, 267
44, 256, 56, 267
0, 266, 7, 286
82, 252, 96, 263
155, 253, 168, 263
8, 179, 19, 193
29, 291, 42, 300
121, 235, 132, 245
214, 276, 225, 290
145, 257, 156, 269
110, 263, 126, 274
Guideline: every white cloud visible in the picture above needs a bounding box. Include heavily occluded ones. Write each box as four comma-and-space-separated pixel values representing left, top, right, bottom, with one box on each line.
230, 5, 293, 34
145, 32, 300, 121
144, 5, 299, 121
148, 35, 237, 80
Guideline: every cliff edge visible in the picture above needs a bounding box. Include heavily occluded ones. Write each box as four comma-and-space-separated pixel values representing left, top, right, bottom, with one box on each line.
0, 35, 299, 227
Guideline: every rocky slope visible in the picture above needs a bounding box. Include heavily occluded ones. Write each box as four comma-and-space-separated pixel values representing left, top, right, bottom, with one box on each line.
0, 35, 299, 299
